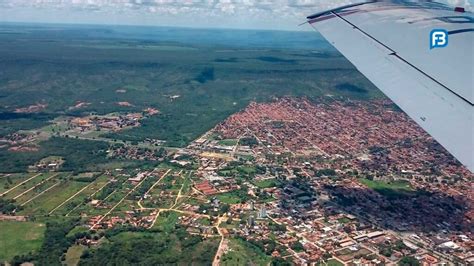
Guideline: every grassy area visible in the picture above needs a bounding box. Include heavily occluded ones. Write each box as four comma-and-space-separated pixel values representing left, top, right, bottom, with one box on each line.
218, 139, 239, 146
221, 238, 272, 266
337, 217, 351, 224
0, 221, 46, 262
2, 173, 53, 199
253, 178, 279, 189
359, 178, 415, 199
14, 178, 61, 205
19, 181, 89, 215
151, 211, 184, 232
360, 178, 412, 190
318, 259, 344, 266
53, 175, 110, 215
181, 174, 192, 194
216, 192, 245, 204
80, 230, 219, 265
0, 173, 36, 194
237, 166, 257, 176
65, 244, 85, 266
335, 247, 372, 262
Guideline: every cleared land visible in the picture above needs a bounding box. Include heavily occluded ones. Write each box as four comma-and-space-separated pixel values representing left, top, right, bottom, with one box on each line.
221, 238, 272, 266
18, 180, 89, 215
0, 221, 46, 262
65, 245, 86, 266
0, 173, 37, 194
151, 211, 185, 232
359, 178, 415, 198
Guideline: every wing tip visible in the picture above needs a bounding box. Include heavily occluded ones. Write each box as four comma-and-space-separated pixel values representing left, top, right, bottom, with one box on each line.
306, 1, 377, 20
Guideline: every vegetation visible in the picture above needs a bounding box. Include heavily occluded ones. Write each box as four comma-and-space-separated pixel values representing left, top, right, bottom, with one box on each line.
0, 137, 111, 172
19, 181, 88, 215
398, 256, 420, 266
0, 24, 380, 151
217, 139, 239, 146
79, 229, 219, 265
315, 168, 337, 177
94, 181, 123, 200
0, 221, 46, 262
318, 259, 344, 266
240, 137, 259, 147
65, 245, 86, 266
290, 241, 304, 252
253, 178, 279, 189
221, 238, 272, 266
10, 218, 79, 266
360, 178, 415, 199
0, 198, 21, 214
151, 211, 183, 232
216, 188, 251, 204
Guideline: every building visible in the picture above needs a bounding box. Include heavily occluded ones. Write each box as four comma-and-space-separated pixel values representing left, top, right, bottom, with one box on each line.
248, 215, 255, 226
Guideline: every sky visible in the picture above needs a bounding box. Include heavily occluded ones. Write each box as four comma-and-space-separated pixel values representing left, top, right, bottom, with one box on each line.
0, 0, 472, 31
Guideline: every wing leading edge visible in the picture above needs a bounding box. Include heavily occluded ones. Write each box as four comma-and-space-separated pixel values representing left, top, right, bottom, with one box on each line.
307, 1, 473, 172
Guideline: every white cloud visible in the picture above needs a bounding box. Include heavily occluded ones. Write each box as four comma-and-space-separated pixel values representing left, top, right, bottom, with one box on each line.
0, 0, 472, 30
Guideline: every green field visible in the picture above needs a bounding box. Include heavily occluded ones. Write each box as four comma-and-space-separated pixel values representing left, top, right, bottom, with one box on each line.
65, 245, 86, 266
2, 173, 53, 199
218, 139, 239, 146
221, 238, 272, 266
13, 178, 62, 205
319, 259, 344, 266
359, 178, 415, 199
53, 175, 110, 216
253, 178, 279, 189
216, 190, 250, 204
152, 211, 184, 232
19, 180, 89, 215
0, 173, 37, 194
0, 221, 46, 262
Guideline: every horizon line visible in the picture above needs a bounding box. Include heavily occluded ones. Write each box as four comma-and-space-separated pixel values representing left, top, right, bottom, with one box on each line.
0, 20, 313, 33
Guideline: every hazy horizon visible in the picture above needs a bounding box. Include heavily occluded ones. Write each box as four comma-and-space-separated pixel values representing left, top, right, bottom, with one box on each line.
1, 0, 472, 31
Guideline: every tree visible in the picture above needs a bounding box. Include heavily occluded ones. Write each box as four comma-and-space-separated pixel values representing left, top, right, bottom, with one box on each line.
271, 257, 292, 266
220, 204, 230, 214
398, 256, 420, 266
290, 241, 304, 252
322, 252, 332, 260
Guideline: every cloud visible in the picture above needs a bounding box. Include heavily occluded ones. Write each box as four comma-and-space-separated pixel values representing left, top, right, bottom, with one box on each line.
0, 0, 472, 30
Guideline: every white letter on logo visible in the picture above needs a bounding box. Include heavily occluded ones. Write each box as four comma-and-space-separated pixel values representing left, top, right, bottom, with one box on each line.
431, 30, 448, 49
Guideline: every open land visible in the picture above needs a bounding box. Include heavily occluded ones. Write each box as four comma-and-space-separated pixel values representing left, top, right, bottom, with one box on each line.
0, 221, 46, 261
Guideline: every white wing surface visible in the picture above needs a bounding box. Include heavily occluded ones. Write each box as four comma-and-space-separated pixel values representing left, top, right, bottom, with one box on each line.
307, 1, 473, 172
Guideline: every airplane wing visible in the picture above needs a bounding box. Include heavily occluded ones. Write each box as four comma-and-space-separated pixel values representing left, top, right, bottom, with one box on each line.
307, 1, 473, 172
